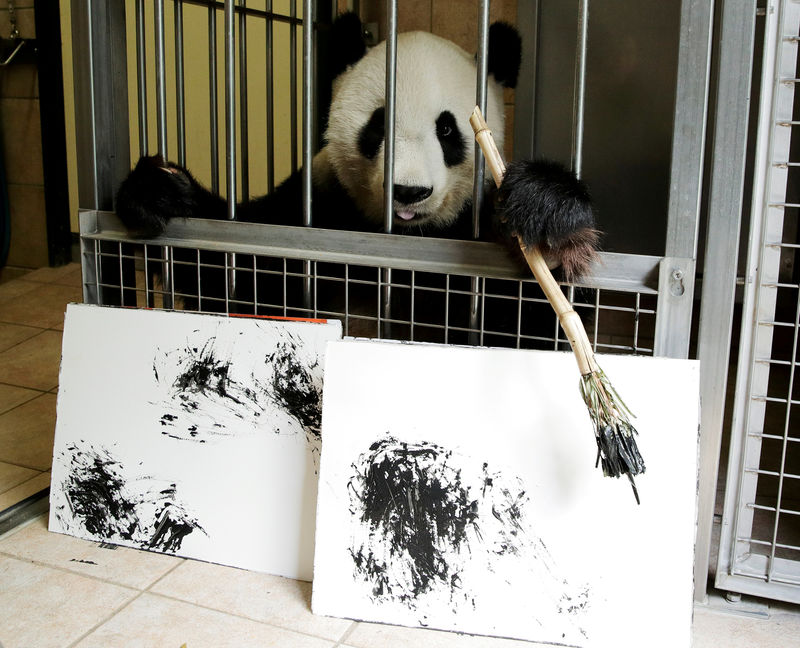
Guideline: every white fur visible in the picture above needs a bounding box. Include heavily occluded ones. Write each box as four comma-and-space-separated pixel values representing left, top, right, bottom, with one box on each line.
321, 31, 506, 230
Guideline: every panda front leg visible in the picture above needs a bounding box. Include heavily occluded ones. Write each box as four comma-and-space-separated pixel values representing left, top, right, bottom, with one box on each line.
494, 159, 599, 281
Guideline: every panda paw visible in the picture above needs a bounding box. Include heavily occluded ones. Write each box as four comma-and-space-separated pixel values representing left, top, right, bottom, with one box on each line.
496, 159, 599, 280
115, 155, 198, 238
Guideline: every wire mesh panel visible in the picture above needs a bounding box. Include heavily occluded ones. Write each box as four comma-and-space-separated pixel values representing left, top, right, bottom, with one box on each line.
717, 0, 800, 603
80, 211, 659, 356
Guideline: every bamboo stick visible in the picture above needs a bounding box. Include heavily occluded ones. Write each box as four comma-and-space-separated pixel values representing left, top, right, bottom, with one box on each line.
470, 106, 644, 503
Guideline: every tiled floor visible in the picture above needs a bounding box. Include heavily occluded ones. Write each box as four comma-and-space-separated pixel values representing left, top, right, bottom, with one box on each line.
0, 263, 82, 511
1, 261, 799, 647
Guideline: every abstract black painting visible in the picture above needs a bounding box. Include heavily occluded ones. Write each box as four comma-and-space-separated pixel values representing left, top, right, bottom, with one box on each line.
312, 339, 699, 647
50, 304, 341, 580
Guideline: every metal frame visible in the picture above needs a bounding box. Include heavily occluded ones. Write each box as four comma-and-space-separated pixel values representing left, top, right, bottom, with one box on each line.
70, 0, 727, 599
716, 0, 800, 603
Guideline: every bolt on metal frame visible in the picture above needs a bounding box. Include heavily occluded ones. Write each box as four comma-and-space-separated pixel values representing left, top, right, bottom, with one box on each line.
71, 0, 722, 599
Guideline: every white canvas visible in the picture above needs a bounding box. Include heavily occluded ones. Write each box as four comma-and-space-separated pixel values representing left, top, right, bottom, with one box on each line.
49, 304, 341, 581
312, 339, 699, 647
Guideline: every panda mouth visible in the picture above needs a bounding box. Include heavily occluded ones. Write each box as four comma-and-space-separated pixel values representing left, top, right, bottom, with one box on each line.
394, 209, 430, 224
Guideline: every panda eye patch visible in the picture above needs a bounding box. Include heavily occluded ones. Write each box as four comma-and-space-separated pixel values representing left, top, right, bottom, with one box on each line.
357, 107, 385, 160
435, 111, 466, 168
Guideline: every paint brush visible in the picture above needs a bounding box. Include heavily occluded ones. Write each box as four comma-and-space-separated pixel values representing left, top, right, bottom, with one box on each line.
469, 106, 645, 503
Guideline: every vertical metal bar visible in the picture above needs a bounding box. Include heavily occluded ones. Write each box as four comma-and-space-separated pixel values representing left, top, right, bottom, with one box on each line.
472, 0, 490, 238
344, 263, 350, 336
78, 213, 99, 304
175, 0, 186, 166
209, 4, 220, 193
71, 0, 130, 212
571, 0, 589, 179
154, 0, 172, 309
266, 0, 275, 192
383, 0, 398, 233
302, 0, 314, 225
154, 0, 168, 159
290, 0, 298, 172
696, 0, 756, 604
225, 0, 237, 299
143, 244, 150, 307
515, 281, 523, 348
238, 0, 249, 200
252, 255, 258, 314
135, 0, 148, 156
656, 0, 715, 359
444, 274, 450, 344
469, 0, 490, 347
410, 270, 416, 342
302, 0, 314, 310
93, 239, 102, 305
382, 0, 398, 337
196, 249, 201, 311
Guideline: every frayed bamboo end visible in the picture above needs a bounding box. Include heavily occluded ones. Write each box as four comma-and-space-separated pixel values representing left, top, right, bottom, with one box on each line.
579, 368, 646, 504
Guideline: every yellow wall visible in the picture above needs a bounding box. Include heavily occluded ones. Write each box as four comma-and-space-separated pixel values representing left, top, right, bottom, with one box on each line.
60, 0, 303, 232
59, 1, 512, 233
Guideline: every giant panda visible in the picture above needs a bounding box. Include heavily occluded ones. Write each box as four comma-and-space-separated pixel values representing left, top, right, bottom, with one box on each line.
116, 14, 596, 312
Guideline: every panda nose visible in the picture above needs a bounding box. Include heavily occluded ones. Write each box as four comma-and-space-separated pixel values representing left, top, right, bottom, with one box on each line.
393, 184, 433, 205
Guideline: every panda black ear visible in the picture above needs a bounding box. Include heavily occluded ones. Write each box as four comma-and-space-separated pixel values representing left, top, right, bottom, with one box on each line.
487, 22, 522, 89
330, 12, 368, 80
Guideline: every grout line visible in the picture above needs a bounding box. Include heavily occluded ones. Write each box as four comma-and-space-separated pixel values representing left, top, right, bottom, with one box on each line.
144, 586, 351, 645
332, 620, 359, 647
64, 589, 147, 648
0, 386, 58, 421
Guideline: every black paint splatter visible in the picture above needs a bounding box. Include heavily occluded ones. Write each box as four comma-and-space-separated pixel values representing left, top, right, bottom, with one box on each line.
348, 437, 481, 606
266, 339, 322, 439
55, 444, 205, 554
347, 434, 591, 640
154, 335, 270, 441
152, 327, 324, 446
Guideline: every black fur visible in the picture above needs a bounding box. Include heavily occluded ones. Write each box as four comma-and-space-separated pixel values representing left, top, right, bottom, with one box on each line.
115, 156, 223, 238
358, 107, 385, 161
436, 111, 467, 167
487, 22, 522, 89
329, 12, 368, 80
496, 160, 594, 251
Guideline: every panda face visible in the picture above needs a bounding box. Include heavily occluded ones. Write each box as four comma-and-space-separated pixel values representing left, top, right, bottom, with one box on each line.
324, 31, 506, 231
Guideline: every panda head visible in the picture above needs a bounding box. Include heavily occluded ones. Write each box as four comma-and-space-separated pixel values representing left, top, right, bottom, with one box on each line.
324, 20, 521, 231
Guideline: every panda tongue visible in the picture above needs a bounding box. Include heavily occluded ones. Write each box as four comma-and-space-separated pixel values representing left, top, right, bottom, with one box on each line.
397, 210, 415, 221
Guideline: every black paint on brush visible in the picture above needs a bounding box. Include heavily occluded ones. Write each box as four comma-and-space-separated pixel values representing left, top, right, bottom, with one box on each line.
348, 437, 480, 605
266, 340, 322, 438
57, 444, 204, 553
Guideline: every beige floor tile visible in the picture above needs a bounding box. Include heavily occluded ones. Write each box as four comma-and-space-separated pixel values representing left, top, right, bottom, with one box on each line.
0, 276, 38, 304
0, 554, 136, 648
0, 329, 62, 390
0, 460, 37, 494
0, 281, 80, 328
692, 602, 800, 648
344, 622, 538, 648
0, 392, 56, 470
0, 321, 41, 352
0, 514, 183, 590
20, 262, 82, 286
0, 382, 39, 414
73, 593, 336, 648
151, 560, 352, 641
0, 470, 49, 510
